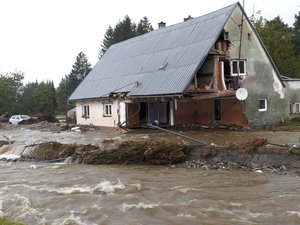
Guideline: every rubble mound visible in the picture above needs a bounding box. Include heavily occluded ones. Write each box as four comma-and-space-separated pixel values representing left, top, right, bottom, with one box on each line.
24, 140, 190, 165
82, 140, 189, 165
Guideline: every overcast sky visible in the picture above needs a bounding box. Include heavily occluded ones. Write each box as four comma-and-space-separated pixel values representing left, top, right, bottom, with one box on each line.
1, 0, 299, 86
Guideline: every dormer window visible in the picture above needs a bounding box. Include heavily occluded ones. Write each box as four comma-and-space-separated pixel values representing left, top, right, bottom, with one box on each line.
230, 59, 247, 76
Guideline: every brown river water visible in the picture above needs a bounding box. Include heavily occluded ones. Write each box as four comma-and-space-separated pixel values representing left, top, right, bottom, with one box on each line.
0, 162, 299, 225
0, 126, 300, 224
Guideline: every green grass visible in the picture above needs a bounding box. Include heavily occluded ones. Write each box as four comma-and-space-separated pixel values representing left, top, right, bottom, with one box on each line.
290, 116, 300, 122
0, 218, 25, 225
272, 118, 300, 131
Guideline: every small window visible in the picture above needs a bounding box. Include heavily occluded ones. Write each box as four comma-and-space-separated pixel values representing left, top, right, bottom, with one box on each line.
247, 33, 251, 41
103, 104, 112, 117
290, 103, 294, 113
231, 59, 247, 76
82, 105, 90, 117
259, 99, 267, 112
295, 103, 300, 113
223, 31, 229, 41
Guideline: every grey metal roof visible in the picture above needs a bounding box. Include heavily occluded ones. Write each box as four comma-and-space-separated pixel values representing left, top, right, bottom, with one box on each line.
69, 3, 238, 101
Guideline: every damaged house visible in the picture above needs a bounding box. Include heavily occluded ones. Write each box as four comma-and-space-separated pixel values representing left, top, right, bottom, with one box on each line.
69, 2, 287, 128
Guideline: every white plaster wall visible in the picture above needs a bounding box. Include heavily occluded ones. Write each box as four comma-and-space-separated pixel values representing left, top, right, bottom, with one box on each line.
225, 6, 284, 98
224, 6, 288, 125
285, 81, 300, 90
75, 100, 120, 127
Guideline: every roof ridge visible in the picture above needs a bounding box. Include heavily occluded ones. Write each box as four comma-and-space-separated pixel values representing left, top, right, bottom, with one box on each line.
109, 2, 239, 50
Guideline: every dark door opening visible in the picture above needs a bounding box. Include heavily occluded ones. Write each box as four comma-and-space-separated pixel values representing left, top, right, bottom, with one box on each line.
148, 102, 169, 125
139, 102, 147, 125
214, 99, 221, 121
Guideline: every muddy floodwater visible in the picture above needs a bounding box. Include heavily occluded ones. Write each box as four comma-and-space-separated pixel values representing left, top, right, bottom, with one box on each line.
0, 162, 299, 225
0, 125, 300, 224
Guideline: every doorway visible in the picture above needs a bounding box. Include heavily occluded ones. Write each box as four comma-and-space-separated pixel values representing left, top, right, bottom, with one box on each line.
214, 99, 221, 121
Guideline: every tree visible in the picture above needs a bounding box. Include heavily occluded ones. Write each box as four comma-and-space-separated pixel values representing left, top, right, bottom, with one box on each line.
18, 81, 39, 114
0, 72, 24, 115
99, 25, 114, 57
136, 17, 153, 36
113, 15, 136, 44
292, 12, 300, 77
293, 11, 300, 56
57, 51, 92, 112
18, 80, 57, 115
99, 15, 153, 58
33, 81, 57, 114
255, 16, 297, 77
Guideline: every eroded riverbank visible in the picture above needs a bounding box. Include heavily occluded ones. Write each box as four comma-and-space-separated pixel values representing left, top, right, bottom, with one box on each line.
1, 124, 300, 175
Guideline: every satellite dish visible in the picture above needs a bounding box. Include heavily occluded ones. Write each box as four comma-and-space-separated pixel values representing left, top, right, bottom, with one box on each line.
236, 88, 248, 100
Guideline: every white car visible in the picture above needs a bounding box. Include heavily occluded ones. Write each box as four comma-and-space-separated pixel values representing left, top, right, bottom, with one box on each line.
9, 115, 31, 125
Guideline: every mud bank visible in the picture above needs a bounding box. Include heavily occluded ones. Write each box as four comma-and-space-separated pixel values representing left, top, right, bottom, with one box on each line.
1, 137, 300, 175
0, 140, 190, 165
181, 145, 300, 175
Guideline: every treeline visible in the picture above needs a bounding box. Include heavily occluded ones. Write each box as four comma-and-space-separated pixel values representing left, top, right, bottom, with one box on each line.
0, 12, 299, 117
254, 12, 300, 77
0, 16, 153, 117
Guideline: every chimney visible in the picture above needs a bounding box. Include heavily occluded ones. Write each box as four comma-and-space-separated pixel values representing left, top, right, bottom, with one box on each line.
184, 15, 193, 21
158, 21, 166, 29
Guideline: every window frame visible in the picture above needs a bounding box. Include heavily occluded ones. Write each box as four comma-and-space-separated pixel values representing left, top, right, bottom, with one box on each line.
258, 99, 268, 112
230, 59, 247, 76
103, 104, 112, 117
82, 104, 90, 118
295, 103, 300, 113
291, 103, 300, 114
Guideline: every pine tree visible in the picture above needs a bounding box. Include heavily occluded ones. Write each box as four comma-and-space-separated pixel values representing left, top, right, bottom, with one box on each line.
57, 52, 92, 112
136, 17, 153, 36
70, 52, 92, 81
99, 15, 153, 58
113, 15, 136, 43
99, 25, 114, 58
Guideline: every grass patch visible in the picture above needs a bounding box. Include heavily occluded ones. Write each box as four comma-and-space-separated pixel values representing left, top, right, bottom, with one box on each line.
272, 119, 300, 131
290, 116, 300, 122
0, 218, 25, 225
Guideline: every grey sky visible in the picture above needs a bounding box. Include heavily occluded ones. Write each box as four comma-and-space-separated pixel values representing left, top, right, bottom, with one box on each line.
0, 0, 299, 86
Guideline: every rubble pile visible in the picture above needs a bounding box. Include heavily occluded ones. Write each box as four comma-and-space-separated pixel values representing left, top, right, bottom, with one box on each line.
81, 140, 189, 165
16, 140, 190, 165
0, 133, 299, 175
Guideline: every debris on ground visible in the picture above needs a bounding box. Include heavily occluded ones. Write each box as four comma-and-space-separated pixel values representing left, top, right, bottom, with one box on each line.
81, 140, 189, 165
20, 113, 59, 125
227, 137, 268, 153
1, 123, 300, 175
1, 139, 190, 165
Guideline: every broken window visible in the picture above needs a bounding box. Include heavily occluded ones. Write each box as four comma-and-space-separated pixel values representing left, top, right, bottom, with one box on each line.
230, 59, 247, 76
259, 99, 267, 112
290, 103, 300, 113
82, 105, 90, 118
103, 104, 112, 117
223, 31, 229, 41
295, 103, 300, 113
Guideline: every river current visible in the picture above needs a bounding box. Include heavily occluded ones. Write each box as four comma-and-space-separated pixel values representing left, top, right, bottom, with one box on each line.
0, 161, 299, 225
